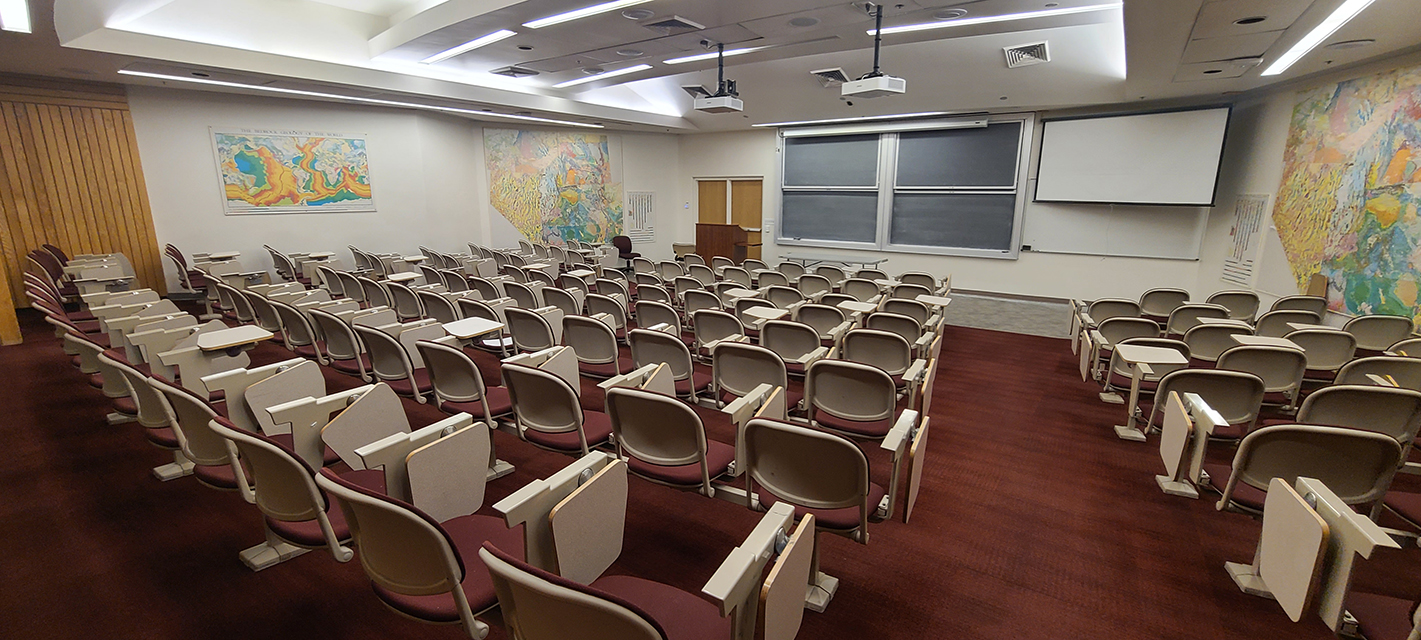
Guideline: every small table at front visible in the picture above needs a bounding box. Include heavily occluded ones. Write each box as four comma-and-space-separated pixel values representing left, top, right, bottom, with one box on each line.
443, 317, 505, 347
1112, 344, 1189, 442
782, 253, 889, 269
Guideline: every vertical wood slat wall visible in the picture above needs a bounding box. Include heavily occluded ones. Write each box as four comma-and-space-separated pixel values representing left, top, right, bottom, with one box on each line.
0, 75, 165, 315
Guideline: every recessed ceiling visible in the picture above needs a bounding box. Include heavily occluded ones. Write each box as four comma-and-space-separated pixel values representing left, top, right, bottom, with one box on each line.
0, 0, 1407, 132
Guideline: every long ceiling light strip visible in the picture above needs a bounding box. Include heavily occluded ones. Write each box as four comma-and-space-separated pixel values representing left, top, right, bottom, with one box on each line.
1261, 0, 1376, 76
523, 0, 653, 29
664, 46, 766, 65
116, 70, 602, 128
0, 0, 33, 33
421, 29, 518, 64
552, 63, 652, 88
753, 111, 956, 128
870, 2, 1122, 35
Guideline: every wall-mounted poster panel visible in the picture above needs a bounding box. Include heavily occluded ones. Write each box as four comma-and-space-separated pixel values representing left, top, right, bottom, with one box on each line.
1273, 63, 1421, 320
211, 128, 375, 214
484, 128, 623, 245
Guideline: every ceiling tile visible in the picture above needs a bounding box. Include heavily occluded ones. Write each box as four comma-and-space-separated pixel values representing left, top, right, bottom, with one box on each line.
1191, 0, 1312, 39
1181, 30, 1282, 63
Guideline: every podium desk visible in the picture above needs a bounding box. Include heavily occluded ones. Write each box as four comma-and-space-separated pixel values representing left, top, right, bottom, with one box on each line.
1112, 344, 1188, 442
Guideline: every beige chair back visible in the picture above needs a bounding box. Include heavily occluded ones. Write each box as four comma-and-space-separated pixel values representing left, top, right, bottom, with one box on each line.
693, 309, 744, 349
841, 329, 912, 376
415, 340, 494, 418
1296, 385, 1421, 442
759, 271, 791, 289
1285, 328, 1357, 372
439, 269, 470, 292
1337, 356, 1421, 390
1255, 310, 1322, 337
765, 286, 805, 309
316, 468, 484, 635
634, 301, 680, 335
564, 315, 621, 369
890, 283, 932, 300
814, 265, 847, 287
1207, 290, 1261, 322
357, 276, 391, 309
760, 320, 821, 364
1139, 288, 1190, 318
1166, 303, 1229, 335
1087, 298, 1141, 322
1346, 314, 1416, 351
1217, 424, 1402, 510
723, 266, 752, 288
606, 386, 715, 492
480, 543, 662, 640
637, 284, 672, 305
243, 291, 284, 333
469, 277, 501, 301
309, 308, 363, 373
713, 342, 788, 400
98, 350, 169, 429
149, 377, 230, 467
806, 359, 896, 425
897, 271, 938, 290
506, 307, 557, 353
586, 294, 627, 332
271, 300, 319, 352
1217, 345, 1307, 397
796, 274, 832, 299
744, 418, 872, 540
502, 362, 592, 453
543, 287, 582, 318
387, 281, 425, 321
1271, 295, 1328, 316
865, 311, 923, 344
1183, 323, 1253, 363
352, 325, 421, 395
629, 329, 695, 383
856, 267, 889, 280
1097, 317, 1161, 345
335, 271, 365, 305
631, 257, 656, 276
777, 262, 806, 279
687, 263, 717, 286
1150, 369, 1264, 431
418, 290, 461, 324
795, 304, 847, 339
882, 298, 930, 326
683, 253, 706, 266
674, 276, 704, 301
504, 281, 539, 309
841, 278, 880, 302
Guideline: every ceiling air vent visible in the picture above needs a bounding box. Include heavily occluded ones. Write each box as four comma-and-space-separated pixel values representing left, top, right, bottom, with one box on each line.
491, 65, 540, 78
811, 67, 849, 87
642, 15, 705, 34
1004, 42, 1049, 68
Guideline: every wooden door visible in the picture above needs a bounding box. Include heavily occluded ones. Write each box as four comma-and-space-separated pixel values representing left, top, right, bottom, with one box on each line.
730, 180, 762, 260
698, 180, 727, 224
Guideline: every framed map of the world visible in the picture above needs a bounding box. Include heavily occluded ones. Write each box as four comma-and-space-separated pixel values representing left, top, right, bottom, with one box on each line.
211, 128, 375, 215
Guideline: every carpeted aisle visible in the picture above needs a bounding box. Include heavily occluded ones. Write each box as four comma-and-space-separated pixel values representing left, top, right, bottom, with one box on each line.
2, 307, 1417, 639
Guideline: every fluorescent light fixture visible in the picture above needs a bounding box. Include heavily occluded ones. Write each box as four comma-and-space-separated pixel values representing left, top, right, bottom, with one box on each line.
753, 111, 955, 128
420, 29, 517, 64
664, 46, 765, 65
552, 63, 652, 88
523, 0, 652, 29
869, 2, 1121, 35
0, 0, 32, 33
116, 70, 602, 128
1261, 0, 1376, 76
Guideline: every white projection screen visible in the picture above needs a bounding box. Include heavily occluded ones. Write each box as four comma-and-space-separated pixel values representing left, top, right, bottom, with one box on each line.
1035, 107, 1230, 206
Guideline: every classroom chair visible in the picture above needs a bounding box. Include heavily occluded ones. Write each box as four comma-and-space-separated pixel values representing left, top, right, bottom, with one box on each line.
1286, 328, 1358, 385
99, 349, 196, 480
542, 287, 582, 318
269, 300, 323, 360
1100, 337, 1189, 401
1270, 294, 1328, 316
628, 328, 710, 402
805, 359, 899, 440
586, 294, 629, 341
606, 386, 734, 496
308, 308, 372, 380
1206, 290, 1261, 323
1138, 287, 1190, 321
841, 329, 919, 391
1278, 385, 1421, 446
890, 283, 933, 300
1254, 309, 1322, 337
760, 320, 827, 376
1347, 314, 1416, 354
315, 462, 522, 639
633, 301, 686, 343
1143, 369, 1265, 439
1337, 356, 1421, 390
1216, 344, 1307, 410
692, 309, 746, 361
563, 315, 632, 379
505, 307, 558, 354
815, 265, 848, 289
416, 339, 514, 425
712, 342, 797, 409
842, 278, 882, 303
418, 290, 461, 324
758, 270, 791, 289
1204, 424, 1401, 515
502, 362, 613, 456
148, 377, 243, 490
1165, 303, 1230, 338
353, 324, 433, 402
1183, 323, 1253, 367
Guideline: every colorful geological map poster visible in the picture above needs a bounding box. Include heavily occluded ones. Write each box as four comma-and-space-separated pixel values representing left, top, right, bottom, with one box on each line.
1273, 64, 1421, 320
483, 129, 622, 245
212, 129, 374, 214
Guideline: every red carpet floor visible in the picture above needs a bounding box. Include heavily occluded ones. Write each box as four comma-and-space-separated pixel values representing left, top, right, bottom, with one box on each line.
2, 307, 1418, 639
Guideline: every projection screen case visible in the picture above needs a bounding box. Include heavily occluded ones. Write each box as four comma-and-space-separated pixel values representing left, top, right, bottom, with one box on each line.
1034, 107, 1231, 206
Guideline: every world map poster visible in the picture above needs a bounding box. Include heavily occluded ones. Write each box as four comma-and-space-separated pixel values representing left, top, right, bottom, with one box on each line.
212, 128, 375, 214
1273, 64, 1421, 320
483, 129, 622, 245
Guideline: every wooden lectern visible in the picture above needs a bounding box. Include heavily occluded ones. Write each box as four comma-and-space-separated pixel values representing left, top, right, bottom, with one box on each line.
697, 223, 751, 264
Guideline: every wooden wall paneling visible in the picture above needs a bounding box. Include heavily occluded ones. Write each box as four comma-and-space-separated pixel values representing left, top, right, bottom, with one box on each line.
0, 75, 167, 310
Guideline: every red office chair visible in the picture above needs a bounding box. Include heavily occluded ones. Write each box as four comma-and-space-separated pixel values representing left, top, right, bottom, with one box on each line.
611, 235, 639, 270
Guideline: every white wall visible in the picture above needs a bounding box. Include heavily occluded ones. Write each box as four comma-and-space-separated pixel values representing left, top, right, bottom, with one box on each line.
128, 85, 681, 289
674, 128, 1201, 301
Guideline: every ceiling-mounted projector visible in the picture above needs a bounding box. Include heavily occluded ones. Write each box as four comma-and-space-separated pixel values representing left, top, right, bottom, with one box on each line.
842, 3, 905, 99
684, 42, 743, 113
